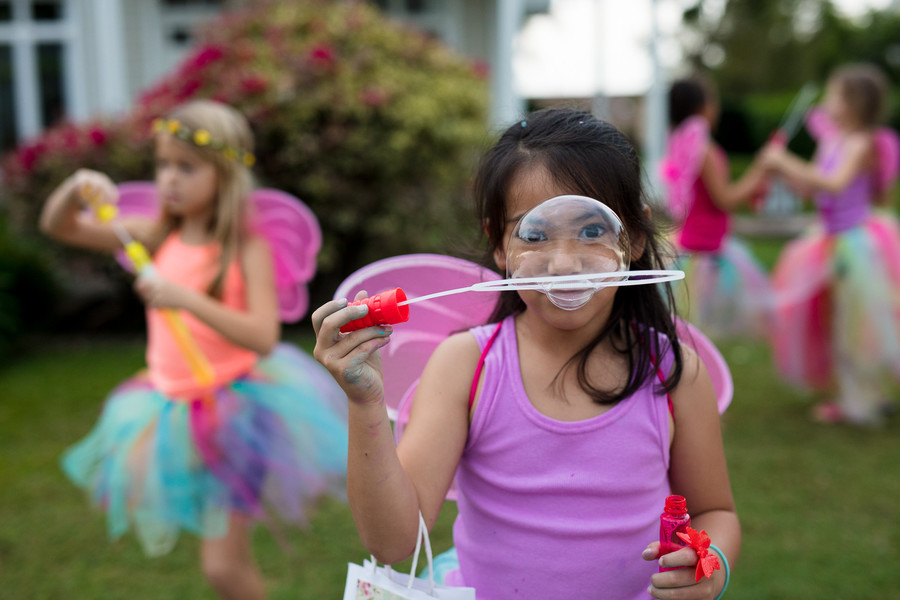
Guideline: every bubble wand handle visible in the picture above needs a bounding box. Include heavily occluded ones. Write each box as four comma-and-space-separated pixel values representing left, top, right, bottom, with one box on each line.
83, 185, 216, 387
753, 82, 818, 211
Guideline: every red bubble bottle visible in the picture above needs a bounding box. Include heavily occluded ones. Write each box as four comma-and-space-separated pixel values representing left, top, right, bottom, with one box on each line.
340, 288, 410, 333
659, 494, 691, 572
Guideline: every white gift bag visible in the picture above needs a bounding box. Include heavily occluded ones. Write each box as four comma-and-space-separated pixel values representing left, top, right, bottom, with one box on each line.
342, 513, 475, 600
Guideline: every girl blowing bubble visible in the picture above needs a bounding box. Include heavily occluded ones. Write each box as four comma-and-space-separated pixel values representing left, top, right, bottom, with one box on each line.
762, 63, 900, 426
313, 109, 739, 599
41, 100, 348, 599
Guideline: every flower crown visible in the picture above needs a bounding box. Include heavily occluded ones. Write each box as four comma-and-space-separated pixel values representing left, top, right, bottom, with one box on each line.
152, 118, 256, 167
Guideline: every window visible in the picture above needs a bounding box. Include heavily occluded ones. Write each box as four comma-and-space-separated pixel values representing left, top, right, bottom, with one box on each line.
36, 41, 63, 127
0, 0, 75, 151
0, 44, 16, 151
32, 0, 63, 21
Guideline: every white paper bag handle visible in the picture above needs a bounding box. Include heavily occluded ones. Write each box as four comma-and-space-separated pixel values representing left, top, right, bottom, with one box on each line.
367, 512, 437, 595
407, 512, 435, 593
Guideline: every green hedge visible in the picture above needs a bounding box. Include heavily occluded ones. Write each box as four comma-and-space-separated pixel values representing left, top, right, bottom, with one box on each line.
0, 215, 58, 357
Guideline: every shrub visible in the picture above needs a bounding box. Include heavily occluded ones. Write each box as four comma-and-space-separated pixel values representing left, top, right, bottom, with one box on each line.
2, 0, 489, 318
0, 215, 58, 358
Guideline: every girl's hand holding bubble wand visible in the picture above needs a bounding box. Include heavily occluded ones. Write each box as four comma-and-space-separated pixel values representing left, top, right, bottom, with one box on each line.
81, 183, 216, 388
752, 82, 819, 212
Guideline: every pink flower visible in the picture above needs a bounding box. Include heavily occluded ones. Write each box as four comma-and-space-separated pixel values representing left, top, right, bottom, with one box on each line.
240, 75, 268, 96
308, 43, 336, 68
176, 78, 203, 101
188, 45, 225, 71
17, 142, 45, 172
88, 127, 107, 146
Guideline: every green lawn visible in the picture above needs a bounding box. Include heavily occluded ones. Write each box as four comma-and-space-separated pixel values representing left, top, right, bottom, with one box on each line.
2, 328, 899, 599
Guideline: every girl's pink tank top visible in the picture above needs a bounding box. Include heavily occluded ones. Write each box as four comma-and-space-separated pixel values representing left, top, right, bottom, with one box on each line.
145, 234, 257, 398
678, 145, 730, 252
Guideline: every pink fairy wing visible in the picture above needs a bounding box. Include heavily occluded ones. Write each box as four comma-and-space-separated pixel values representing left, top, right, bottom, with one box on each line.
806, 108, 900, 194
117, 181, 161, 218
660, 116, 709, 220
249, 188, 321, 322
674, 319, 733, 414
874, 127, 900, 196
113, 181, 161, 272
804, 106, 838, 142
334, 254, 501, 421
335, 253, 500, 503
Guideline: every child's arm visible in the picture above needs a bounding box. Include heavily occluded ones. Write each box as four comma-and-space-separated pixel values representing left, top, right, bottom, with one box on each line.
700, 146, 767, 211
311, 299, 473, 564
644, 346, 739, 600
134, 235, 280, 355
762, 132, 873, 194
39, 169, 156, 251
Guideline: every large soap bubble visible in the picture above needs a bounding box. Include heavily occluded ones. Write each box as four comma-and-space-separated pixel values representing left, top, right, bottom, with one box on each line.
506, 195, 630, 310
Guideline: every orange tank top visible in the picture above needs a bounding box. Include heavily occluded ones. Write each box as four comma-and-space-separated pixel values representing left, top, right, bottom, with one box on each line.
145, 233, 258, 399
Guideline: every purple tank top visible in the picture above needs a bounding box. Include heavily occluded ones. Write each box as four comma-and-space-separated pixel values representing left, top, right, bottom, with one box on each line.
814, 140, 872, 234
453, 316, 674, 599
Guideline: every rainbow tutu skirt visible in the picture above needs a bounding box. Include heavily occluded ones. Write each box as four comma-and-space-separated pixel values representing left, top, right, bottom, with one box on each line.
61, 343, 348, 556
771, 214, 900, 389
672, 236, 773, 339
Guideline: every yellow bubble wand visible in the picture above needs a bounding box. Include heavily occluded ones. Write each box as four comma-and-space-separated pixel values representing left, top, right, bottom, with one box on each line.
82, 184, 216, 388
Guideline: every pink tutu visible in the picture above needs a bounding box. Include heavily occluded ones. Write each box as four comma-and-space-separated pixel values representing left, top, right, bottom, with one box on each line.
771, 214, 900, 390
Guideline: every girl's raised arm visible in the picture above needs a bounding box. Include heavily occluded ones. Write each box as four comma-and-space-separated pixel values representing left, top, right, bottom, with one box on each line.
763, 132, 873, 194
700, 148, 767, 211
39, 169, 156, 252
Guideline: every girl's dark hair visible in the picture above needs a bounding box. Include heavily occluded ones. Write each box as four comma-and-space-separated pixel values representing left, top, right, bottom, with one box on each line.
474, 107, 683, 405
668, 75, 714, 128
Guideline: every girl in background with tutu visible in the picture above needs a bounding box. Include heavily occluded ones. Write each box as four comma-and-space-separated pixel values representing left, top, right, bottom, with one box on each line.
762, 63, 900, 426
40, 100, 348, 599
661, 75, 772, 339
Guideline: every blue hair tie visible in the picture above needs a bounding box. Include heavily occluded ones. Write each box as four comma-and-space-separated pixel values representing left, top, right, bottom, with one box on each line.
520, 120, 527, 128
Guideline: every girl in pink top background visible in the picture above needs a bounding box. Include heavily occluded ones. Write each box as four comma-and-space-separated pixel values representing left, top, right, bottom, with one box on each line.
40, 100, 348, 600
313, 108, 739, 599
761, 63, 900, 426
661, 75, 772, 340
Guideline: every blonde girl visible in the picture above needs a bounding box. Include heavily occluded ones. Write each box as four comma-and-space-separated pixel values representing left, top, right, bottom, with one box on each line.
41, 100, 348, 599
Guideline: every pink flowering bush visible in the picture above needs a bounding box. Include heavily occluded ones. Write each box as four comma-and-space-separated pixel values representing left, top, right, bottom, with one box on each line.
3, 0, 488, 312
